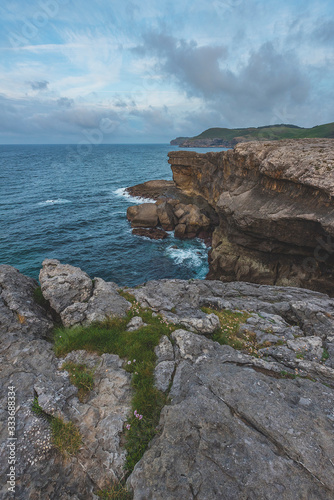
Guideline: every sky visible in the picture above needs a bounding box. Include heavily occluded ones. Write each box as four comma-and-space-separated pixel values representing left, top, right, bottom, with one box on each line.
0, 0, 333, 144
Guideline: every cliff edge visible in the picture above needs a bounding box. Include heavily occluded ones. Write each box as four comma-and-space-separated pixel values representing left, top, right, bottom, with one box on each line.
168, 139, 334, 294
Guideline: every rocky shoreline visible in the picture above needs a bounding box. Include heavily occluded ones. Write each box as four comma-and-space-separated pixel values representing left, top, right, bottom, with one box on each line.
127, 139, 334, 295
1, 260, 334, 499
2, 138, 334, 499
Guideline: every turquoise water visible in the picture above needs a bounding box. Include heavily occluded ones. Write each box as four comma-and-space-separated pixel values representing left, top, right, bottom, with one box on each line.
0, 144, 226, 286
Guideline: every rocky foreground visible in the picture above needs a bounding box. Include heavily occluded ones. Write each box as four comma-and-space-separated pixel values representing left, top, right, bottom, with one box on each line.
128, 139, 334, 295
1, 260, 334, 499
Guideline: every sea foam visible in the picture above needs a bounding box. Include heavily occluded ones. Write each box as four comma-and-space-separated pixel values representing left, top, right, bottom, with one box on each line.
37, 199, 71, 206
113, 187, 156, 204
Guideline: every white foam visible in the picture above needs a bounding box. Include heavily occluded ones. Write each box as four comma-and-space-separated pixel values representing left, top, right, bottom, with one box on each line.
37, 199, 71, 206
165, 246, 206, 268
113, 187, 156, 204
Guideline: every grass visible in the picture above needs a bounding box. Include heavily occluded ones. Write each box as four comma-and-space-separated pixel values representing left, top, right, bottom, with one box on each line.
53, 293, 179, 473
61, 362, 95, 402
32, 397, 82, 457
51, 418, 82, 457
201, 307, 261, 353
97, 481, 133, 499
322, 348, 329, 362
184, 122, 334, 143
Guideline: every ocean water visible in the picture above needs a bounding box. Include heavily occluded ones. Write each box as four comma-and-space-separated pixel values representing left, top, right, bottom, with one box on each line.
0, 144, 226, 286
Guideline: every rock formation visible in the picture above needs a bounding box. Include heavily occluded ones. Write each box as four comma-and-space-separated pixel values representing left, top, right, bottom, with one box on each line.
1, 262, 334, 499
167, 139, 334, 294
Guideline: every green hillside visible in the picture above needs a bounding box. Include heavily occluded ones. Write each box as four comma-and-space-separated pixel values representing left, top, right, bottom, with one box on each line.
171, 122, 334, 147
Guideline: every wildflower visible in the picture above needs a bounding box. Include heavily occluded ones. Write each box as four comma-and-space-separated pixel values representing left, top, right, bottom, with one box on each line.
126, 424, 131, 430
127, 361, 131, 365
133, 359, 136, 363
138, 414, 143, 420
134, 410, 138, 417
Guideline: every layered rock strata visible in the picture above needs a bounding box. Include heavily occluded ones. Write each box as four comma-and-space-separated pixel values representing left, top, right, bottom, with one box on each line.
167, 139, 334, 294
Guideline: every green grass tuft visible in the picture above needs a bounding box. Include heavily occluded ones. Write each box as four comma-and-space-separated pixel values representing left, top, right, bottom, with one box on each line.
51, 417, 82, 457
97, 481, 133, 499
32, 396, 82, 457
322, 348, 329, 362
62, 362, 95, 402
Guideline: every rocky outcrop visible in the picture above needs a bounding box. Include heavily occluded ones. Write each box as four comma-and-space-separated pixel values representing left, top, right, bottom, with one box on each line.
39, 259, 130, 327
168, 139, 334, 294
128, 330, 334, 500
2, 262, 334, 499
0, 264, 132, 500
127, 203, 159, 228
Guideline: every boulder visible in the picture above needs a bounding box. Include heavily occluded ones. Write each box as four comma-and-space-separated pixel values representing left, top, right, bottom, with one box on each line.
156, 200, 177, 231
39, 260, 130, 327
127, 316, 147, 331
39, 259, 93, 313
126, 203, 159, 228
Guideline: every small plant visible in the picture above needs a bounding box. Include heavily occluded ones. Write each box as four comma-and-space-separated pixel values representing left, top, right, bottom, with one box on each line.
62, 362, 94, 402
32, 396, 82, 457
97, 481, 132, 499
32, 396, 50, 420
202, 307, 253, 352
51, 417, 82, 457
322, 348, 329, 362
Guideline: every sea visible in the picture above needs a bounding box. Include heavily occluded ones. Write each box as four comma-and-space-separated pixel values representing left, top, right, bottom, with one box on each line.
0, 144, 227, 287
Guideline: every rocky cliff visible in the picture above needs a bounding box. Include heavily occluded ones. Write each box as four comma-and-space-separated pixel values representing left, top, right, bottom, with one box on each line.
1, 261, 334, 499
168, 139, 334, 295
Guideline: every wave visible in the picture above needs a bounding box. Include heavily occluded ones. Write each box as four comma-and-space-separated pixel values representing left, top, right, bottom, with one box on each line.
113, 187, 156, 204
165, 245, 207, 268
37, 199, 71, 206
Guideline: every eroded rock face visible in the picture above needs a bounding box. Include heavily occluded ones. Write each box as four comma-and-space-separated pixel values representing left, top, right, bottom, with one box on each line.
168, 139, 334, 294
39, 259, 130, 327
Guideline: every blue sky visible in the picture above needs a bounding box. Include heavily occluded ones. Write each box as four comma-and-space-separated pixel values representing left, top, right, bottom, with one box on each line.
0, 0, 333, 143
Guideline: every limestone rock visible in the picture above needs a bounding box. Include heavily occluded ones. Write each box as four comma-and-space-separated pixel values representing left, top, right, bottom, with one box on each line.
39, 259, 93, 313
154, 336, 175, 392
0, 266, 132, 500
0, 264, 53, 337
128, 330, 334, 499
40, 260, 130, 327
168, 139, 334, 294
126, 203, 159, 228
127, 316, 146, 331
156, 200, 177, 231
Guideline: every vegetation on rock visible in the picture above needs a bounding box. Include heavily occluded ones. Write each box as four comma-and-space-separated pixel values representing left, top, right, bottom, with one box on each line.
54, 291, 181, 474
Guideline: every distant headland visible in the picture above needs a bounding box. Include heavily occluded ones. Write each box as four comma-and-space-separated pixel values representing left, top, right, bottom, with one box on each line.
170, 122, 334, 147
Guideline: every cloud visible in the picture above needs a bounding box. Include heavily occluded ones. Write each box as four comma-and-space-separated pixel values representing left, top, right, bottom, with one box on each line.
57, 97, 74, 108
133, 33, 229, 97
132, 31, 313, 127
28, 80, 49, 91
312, 19, 334, 44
